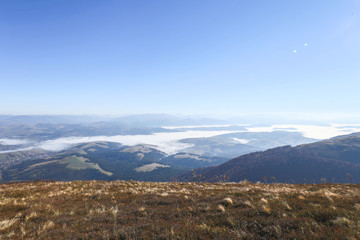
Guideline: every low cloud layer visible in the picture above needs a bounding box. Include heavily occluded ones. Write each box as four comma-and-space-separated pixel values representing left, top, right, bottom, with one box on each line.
232, 138, 250, 144
0, 147, 34, 154
245, 124, 360, 139
35, 130, 242, 154
0, 139, 30, 146
1, 124, 360, 155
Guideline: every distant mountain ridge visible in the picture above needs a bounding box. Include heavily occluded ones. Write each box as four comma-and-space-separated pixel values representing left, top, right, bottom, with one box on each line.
182, 132, 360, 183
111, 114, 228, 127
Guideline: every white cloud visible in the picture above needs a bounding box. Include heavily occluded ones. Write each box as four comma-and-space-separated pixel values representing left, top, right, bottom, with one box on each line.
2, 124, 360, 155
36, 124, 360, 154
293, 49, 297, 53
232, 138, 250, 144
0, 147, 35, 154
0, 139, 30, 146
34, 130, 245, 154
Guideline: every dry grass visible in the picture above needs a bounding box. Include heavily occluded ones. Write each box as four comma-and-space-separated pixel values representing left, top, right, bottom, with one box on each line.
0, 181, 360, 239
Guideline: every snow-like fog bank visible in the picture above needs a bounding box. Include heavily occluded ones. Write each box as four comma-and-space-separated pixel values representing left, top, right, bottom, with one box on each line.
35, 130, 244, 154
1, 124, 360, 155
0, 139, 30, 145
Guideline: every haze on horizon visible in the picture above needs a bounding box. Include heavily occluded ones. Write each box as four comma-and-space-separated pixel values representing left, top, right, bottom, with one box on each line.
1, 1, 359, 118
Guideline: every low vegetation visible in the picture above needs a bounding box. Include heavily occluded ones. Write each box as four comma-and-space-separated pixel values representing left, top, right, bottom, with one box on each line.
0, 181, 360, 239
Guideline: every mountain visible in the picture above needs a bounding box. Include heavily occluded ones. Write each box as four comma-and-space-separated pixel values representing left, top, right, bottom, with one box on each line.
112, 114, 227, 127
0, 114, 229, 140
0, 141, 226, 182
159, 153, 227, 169
0, 142, 180, 182
182, 132, 360, 183
180, 131, 316, 158
0, 121, 172, 141
0, 115, 109, 125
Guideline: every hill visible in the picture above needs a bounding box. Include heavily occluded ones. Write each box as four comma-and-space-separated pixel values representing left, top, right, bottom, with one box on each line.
1, 142, 178, 182
0, 142, 227, 182
0, 180, 359, 239
180, 131, 316, 158
183, 132, 360, 183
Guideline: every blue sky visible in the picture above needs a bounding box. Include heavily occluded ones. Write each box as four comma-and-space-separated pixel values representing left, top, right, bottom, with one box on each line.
0, 0, 359, 117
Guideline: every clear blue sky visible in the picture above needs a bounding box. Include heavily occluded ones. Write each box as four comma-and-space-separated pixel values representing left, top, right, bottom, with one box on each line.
0, 0, 359, 117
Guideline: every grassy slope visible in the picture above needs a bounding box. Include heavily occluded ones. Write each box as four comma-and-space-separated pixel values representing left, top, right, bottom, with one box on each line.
0, 181, 360, 239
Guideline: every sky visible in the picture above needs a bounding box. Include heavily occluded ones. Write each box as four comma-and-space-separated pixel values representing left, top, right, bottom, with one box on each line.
0, 0, 359, 118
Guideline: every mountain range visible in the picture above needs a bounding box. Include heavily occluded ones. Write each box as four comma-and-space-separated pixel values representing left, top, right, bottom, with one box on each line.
1, 114, 360, 184
2, 132, 360, 184
183, 132, 360, 183
0, 129, 318, 182
0, 141, 231, 182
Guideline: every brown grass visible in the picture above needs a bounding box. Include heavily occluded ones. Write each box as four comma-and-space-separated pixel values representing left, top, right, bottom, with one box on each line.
0, 181, 360, 239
